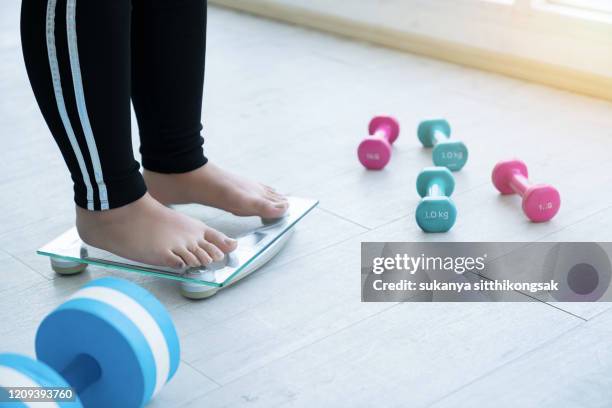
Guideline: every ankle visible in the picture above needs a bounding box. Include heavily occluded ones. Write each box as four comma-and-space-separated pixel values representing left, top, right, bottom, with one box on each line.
143, 169, 200, 204
76, 193, 153, 225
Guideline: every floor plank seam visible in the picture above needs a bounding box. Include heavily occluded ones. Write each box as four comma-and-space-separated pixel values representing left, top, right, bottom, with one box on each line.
0, 218, 54, 239
315, 206, 372, 230
542, 303, 589, 321
469, 270, 588, 321
177, 294, 281, 341
192, 302, 401, 394
262, 234, 366, 271
220, 226, 373, 285
182, 359, 223, 387
580, 303, 612, 322
536, 203, 612, 243
0, 212, 71, 241
6, 252, 52, 282
424, 319, 588, 407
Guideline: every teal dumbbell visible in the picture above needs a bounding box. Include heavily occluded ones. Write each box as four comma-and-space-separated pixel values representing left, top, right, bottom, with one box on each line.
415, 167, 457, 233
417, 119, 468, 171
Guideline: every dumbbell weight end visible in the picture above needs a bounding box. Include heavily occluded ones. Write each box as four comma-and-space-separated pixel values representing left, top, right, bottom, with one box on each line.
369, 116, 400, 145
415, 167, 457, 233
0, 353, 84, 407
0, 354, 103, 405
492, 159, 560, 222
358, 116, 400, 170
432, 141, 468, 172
416, 198, 457, 233
417, 120, 451, 148
0, 278, 180, 408
522, 185, 560, 222
418, 119, 468, 171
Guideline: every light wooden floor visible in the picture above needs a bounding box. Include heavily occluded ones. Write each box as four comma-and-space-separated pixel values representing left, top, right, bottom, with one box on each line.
2, 4, 612, 407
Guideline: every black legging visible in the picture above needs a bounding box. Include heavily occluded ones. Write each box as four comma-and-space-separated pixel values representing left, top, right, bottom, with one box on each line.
21, 0, 208, 211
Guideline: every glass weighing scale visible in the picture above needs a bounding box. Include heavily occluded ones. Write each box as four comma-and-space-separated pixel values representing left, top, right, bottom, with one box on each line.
38, 197, 318, 299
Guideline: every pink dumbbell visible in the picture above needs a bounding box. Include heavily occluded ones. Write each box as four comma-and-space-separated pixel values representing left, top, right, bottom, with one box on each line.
357, 116, 400, 170
492, 159, 560, 222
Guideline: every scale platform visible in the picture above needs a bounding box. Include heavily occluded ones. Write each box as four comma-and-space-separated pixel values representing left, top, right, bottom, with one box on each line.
38, 197, 318, 298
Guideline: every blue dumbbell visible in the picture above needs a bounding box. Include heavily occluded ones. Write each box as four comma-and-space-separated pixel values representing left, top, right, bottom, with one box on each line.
0, 277, 180, 408
417, 119, 468, 171
415, 167, 457, 233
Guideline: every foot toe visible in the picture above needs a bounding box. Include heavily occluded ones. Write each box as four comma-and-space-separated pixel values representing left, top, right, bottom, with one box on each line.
164, 251, 186, 269
190, 244, 213, 265
173, 247, 201, 268
205, 228, 237, 253
265, 190, 287, 202
255, 197, 288, 218
198, 239, 224, 261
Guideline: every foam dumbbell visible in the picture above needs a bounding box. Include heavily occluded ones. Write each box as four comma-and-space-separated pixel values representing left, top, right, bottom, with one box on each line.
417, 119, 468, 171
0, 277, 180, 408
492, 159, 560, 222
415, 167, 457, 233
357, 116, 400, 170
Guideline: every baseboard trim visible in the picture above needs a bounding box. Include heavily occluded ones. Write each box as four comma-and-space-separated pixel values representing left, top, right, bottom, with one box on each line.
210, 0, 612, 102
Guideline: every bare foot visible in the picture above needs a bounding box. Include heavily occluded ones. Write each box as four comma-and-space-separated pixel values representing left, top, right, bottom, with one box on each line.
143, 163, 289, 219
76, 193, 237, 268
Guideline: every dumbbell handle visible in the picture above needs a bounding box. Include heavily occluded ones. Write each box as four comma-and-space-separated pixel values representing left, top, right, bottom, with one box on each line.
430, 129, 447, 146
60, 354, 101, 394
371, 123, 394, 142
508, 173, 530, 196
426, 180, 447, 197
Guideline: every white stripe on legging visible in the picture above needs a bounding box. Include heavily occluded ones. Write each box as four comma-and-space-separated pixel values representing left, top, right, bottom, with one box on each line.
69, 286, 170, 398
66, 0, 109, 210
0, 366, 60, 408
45, 0, 95, 210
